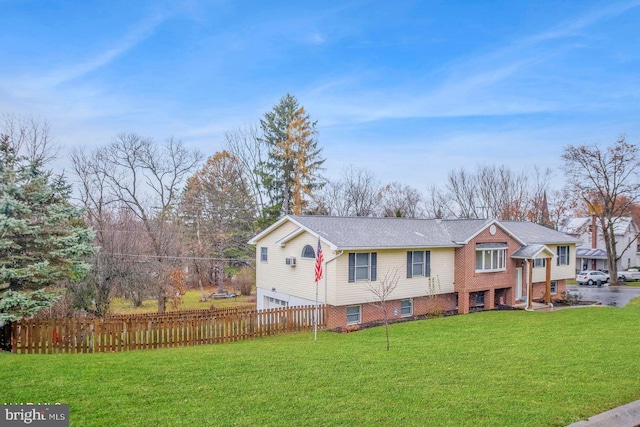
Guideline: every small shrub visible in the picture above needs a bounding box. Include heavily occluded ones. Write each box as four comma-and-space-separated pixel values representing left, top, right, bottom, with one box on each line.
555, 290, 583, 306
429, 307, 444, 318
232, 268, 255, 296
167, 268, 187, 310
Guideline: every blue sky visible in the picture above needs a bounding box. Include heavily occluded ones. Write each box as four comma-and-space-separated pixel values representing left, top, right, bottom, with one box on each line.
1, 0, 640, 189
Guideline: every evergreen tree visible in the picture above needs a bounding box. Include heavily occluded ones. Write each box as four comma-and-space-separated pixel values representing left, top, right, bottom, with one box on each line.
0, 134, 95, 322
181, 151, 256, 295
259, 94, 325, 225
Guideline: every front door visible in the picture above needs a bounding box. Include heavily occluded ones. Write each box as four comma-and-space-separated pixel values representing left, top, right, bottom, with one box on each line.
516, 267, 525, 301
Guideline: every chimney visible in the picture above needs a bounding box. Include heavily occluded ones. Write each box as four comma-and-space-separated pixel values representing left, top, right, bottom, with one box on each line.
592, 215, 597, 249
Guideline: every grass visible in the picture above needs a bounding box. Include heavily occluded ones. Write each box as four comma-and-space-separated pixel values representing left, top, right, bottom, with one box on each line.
2, 302, 640, 426
622, 280, 640, 286
109, 288, 255, 315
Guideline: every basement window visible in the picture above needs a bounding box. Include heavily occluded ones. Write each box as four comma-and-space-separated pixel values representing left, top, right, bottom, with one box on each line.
475, 292, 485, 307
346, 305, 361, 325
400, 299, 413, 317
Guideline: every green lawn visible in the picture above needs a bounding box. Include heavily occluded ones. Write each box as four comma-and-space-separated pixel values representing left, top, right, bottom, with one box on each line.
109, 288, 256, 315
2, 301, 640, 426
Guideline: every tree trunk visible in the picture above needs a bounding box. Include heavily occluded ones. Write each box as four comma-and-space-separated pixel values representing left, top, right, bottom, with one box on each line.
157, 288, 167, 313
199, 278, 207, 302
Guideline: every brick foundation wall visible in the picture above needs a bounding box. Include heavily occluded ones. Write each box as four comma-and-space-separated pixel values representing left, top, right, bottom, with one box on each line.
326, 294, 457, 330
454, 225, 522, 314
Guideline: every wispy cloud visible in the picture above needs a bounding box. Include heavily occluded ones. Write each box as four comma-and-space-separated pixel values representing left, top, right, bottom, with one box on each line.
523, 0, 640, 45
306, 0, 640, 125
17, 12, 167, 91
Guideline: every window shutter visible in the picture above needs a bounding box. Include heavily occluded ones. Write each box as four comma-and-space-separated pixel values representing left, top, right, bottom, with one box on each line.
567, 246, 570, 265
557, 247, 560, 266
371, 252, 377, 281
348, 253, 355, 283
426, 250, 431, 277
406, 251, 413, 278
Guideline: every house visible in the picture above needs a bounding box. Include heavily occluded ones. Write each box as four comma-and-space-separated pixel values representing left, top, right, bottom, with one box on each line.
248, 215, 580, 329
559, 216, 640, 272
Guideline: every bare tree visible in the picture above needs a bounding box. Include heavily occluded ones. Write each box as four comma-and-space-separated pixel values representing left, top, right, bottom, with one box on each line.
1, 113, 58, 167
546, 188, 577, 230
72, 133, 202, 312
376, 182, 425, 218
424, 184, 452, 219
223, 124, 268, 222
562, 137, 640, 282
317, 166, 381, 216
366, 269, 400, 351
446, 167, 480, 218
442, 164, 554, 223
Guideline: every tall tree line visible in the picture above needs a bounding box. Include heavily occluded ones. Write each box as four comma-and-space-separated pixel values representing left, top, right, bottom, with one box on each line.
4, 104, 638, 316
67, 94, 329, 312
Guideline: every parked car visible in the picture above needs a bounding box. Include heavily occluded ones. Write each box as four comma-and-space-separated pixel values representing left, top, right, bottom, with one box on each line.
617, 268, 640, 282
576, 270, 609, 285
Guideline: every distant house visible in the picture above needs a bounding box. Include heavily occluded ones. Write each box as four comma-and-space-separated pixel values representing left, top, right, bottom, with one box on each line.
249, 216, 580, 329
559, 216, 640, 272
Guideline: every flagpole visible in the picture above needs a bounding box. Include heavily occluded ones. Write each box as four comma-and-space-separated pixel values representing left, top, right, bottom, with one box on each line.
314, 237, 323, 342
314, 280, 318, 341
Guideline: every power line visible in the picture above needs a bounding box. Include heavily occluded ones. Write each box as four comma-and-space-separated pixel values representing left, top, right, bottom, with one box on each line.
96, 252, 254, 262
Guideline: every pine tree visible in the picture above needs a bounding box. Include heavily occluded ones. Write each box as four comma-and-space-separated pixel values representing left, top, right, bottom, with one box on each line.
259, 94, 325, 224
0, 134, 96, 321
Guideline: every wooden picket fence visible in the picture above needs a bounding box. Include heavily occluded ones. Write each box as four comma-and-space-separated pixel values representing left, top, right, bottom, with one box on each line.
106, 304, 257, 319
10, 305, 326, 354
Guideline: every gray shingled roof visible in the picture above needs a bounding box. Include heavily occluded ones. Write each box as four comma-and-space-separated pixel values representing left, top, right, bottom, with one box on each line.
512, 244, 549, 258
284, 216, 580, 250
501, 221, 580, 245
290, 216, 457, 249
438, 218, 493, 243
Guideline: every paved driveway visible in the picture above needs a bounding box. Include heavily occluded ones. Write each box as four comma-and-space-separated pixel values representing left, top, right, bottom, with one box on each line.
567, 284, 640, 307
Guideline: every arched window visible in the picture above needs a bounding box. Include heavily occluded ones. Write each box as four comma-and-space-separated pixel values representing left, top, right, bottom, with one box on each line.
301, 244, 315, 259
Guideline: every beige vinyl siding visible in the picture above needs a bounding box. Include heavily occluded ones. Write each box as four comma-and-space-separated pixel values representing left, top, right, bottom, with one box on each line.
254, 221, 302, 294
256, 227, 331, 304
551, 244, 578, 280
332, 248, 455, 306
530, 245, 578, 283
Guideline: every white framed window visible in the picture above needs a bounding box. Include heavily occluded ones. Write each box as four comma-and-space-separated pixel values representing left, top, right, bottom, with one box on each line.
557, 246, 570, 266
348, 253, 377, 282
475, 243, 507, 272
260, 247, 268, 262
346, 305, 361, 324
407, 251, 431, 278
355, 253, 369, 280
400, 299, 413, 317
550, 281, 558, 295
533, 258, 546, 268
301, 244, 315, 259
265, 296, 288, 308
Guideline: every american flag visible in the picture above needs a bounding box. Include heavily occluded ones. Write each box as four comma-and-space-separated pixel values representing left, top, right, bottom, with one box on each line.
314, 237, 324, 282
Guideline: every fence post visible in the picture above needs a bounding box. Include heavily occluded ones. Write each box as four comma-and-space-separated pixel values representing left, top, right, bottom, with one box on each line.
0, 321, 12, 352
